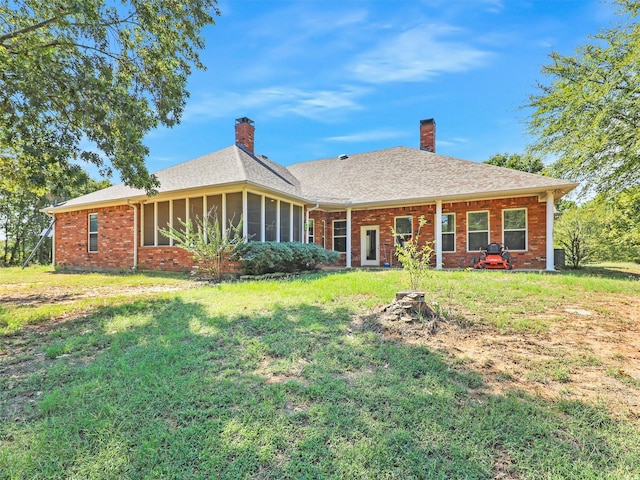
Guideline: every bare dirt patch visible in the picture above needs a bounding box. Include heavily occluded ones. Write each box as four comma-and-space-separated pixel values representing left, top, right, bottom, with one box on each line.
0, 283, 192, 308
353, 293, 640, 422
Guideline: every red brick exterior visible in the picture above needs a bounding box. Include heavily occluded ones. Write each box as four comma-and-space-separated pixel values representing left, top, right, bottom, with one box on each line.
54, 195, 549, 272
309, 195, 548, 270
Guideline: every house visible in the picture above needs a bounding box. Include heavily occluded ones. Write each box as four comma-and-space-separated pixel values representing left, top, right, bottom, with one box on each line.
43, 117, 578, 272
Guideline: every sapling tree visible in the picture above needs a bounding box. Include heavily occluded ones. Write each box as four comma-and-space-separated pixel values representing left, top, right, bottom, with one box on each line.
160, 210, 243, 282
392, 215, 434, 291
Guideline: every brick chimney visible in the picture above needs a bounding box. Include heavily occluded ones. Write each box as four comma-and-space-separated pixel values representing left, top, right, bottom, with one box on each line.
420, 118, 435, 153
235, 117, 255, 153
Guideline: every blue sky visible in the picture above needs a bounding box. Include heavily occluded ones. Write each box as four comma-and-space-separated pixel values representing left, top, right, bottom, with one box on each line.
142, 0, 616, 173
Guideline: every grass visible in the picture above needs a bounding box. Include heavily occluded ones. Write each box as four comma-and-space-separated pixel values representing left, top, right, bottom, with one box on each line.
1, 265, 639, 479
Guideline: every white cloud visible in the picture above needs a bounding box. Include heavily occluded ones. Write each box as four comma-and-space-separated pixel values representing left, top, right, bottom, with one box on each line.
349, 23, 492, 83
184, 86, 370, 122
326, 129, 405, 143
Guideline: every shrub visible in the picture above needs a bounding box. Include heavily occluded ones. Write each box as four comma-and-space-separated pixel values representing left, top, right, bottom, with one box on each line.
235, 242, 340, 275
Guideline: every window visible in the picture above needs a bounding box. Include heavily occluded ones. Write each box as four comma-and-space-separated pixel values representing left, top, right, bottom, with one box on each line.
467, 211, 489, 251
265, 197, 278, 241
226, 192, 243, 231
503, 208, 527, 250
441, 213, 455, 252
247, 192, 262, 241
143, 203, 154, 246
280, 201, 291, 242
293, 205, 302, 242
88, 213, 98, 252
157, 201, 170, 246
307, 218, 315, 244
206, 195, 223, 227
394, 216, 413, 246
333, 220, 347, 253
173, 199, 186, 235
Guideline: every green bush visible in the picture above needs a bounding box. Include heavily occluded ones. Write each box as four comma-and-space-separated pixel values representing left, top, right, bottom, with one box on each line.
235, 242, 340, 275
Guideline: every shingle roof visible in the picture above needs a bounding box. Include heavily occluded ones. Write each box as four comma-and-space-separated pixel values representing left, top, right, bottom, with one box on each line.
54, 145, 303, 210
49, 144, 577, 212
288, 146, 577, 206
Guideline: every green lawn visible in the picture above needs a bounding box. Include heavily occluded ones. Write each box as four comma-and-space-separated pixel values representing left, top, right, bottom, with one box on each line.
1, 265, 639, 479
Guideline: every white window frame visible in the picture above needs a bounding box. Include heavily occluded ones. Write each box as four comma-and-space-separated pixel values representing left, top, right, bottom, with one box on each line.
394, 215, 413, 246
503, 208, 528, 251
467, 210, 489, 252
441, 213, 456, 252
88, 212, 98, 253
333, 219, 347, 253
307, 218, 315, 244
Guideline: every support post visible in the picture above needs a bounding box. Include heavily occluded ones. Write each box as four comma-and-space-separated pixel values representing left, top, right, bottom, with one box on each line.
435, 200, 443, 270
546, 191, 556, 271
346, 207, 352, 268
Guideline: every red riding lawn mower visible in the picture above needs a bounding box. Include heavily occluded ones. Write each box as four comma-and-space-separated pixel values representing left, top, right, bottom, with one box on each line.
471, 242, 513, 270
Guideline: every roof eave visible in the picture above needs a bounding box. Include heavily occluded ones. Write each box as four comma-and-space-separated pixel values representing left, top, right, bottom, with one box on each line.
314, 183, 579, 211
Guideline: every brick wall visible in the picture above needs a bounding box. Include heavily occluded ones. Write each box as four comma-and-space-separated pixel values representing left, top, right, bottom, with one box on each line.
55, 205, 137, 270
308, 195, 548, 270
55, 195, 549, 272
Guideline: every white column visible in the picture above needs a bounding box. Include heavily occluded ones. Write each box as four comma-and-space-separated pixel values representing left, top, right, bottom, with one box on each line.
546, 191, 555, 271
435, 200, 443, 270
346, 207, 352, 268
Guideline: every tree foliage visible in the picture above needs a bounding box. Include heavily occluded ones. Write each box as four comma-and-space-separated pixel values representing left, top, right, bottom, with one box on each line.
0, 0, 219, 195
484, 153, 546, 174
1, 172, 109, 266
555, 204, 602, 268
527, 0, 640, 194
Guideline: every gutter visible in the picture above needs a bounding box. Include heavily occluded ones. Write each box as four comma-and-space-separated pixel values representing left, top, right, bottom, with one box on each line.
127, 200, 138, 270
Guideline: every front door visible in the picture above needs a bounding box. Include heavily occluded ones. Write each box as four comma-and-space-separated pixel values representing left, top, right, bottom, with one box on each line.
360, 226, 380, 266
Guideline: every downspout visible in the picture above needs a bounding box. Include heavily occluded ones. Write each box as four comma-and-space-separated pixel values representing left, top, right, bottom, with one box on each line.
127, 200, 138, 270
306, 202, 320, 244
346, 204, 352, 269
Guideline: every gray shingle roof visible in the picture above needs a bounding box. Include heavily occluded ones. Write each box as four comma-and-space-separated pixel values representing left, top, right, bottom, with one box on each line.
55, 145, 303, 210
288, 146, 577, 205
49, 144, 577, 212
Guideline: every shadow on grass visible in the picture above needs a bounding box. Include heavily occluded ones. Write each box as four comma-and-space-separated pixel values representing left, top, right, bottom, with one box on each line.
1, 295, 637, 479
557, 264, 640, 281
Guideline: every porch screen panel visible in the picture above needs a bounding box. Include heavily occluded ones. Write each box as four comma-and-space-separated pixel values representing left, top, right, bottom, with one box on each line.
143, 203, 155, 246
280, 201, 291, 242
293, 205, 302, 242
157, 201, 170, 246
265, 197, 277, 241
189, 197, 204, 231
247, 193, 262, 241
468, 211, 489, 251
172, 199, 186, 234
206, 195, 223, 226
226, 192, 243, 231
